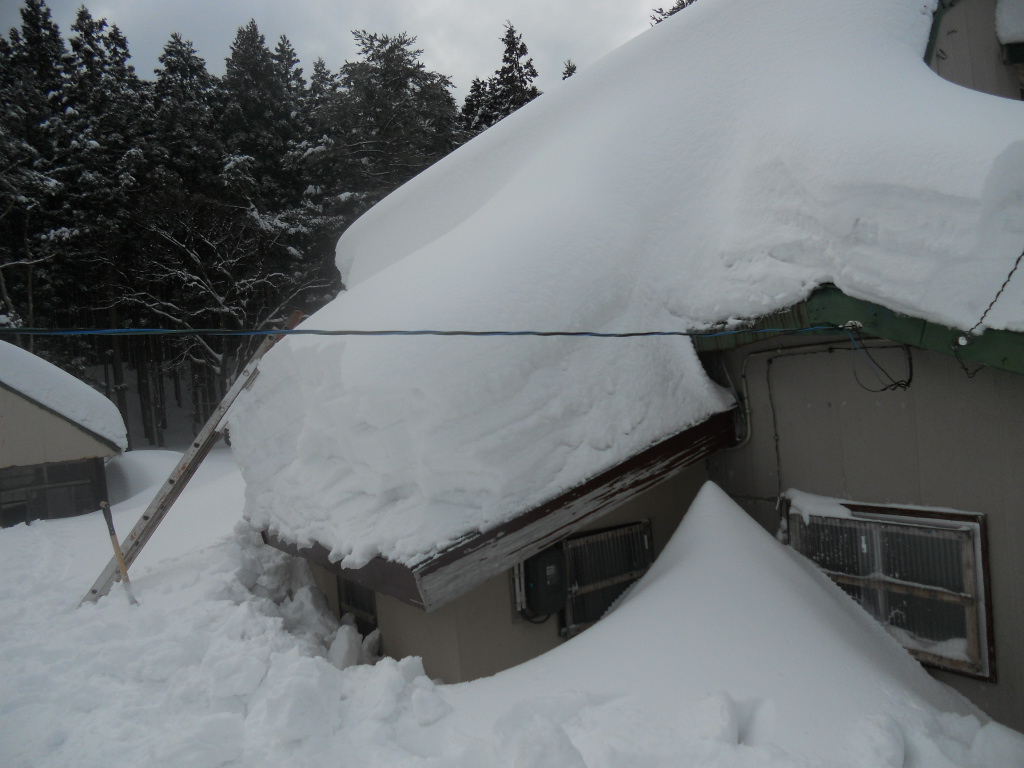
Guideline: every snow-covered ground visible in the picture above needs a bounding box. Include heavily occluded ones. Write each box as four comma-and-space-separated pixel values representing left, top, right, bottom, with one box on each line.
3, 450, 1023, 768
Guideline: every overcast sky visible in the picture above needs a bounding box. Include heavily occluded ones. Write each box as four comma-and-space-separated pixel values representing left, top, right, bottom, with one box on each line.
1, 1, 658, 99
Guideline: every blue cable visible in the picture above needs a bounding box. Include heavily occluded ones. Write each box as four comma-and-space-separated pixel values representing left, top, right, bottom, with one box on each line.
0, 325, 841, 339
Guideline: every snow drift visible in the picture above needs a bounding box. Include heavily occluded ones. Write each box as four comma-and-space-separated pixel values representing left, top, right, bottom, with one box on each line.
4, 475, 1023, 767
231, 0, 1024, 569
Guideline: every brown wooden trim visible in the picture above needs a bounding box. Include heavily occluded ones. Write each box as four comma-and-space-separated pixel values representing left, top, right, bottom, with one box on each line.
263, 409, 736, 613
413, 409, 736, 610
422, 409, 735, 574
823, 571, 974, 606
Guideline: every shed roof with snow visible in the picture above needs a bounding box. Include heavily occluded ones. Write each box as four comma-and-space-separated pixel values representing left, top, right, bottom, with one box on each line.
231, 0, 1024, 610
0, 340, 127, 468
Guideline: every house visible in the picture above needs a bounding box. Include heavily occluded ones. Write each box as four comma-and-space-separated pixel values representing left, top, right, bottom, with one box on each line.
0, 340, 127, 528
230, 0, 1024, 732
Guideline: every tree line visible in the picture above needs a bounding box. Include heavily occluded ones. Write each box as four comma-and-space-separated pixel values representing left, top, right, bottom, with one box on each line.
0, 1, 552, 445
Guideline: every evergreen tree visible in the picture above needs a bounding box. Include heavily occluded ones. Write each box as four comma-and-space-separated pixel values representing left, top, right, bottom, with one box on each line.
491, 22, 540, 116
562, 59, 577, 80
0, 0, 67, 333
338, 31, 459, 198
459, 22, 541, 134
284, 55, 352, 283
220, 20, 288, 206
39, 6, 149, 349
151, 33, 222, 189
460, 77, 495, 132
651, 0, 698, 24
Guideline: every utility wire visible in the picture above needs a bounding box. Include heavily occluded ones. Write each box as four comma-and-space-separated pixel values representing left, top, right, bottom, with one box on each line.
964, 245, 1024, 341
0, 324, 841, 339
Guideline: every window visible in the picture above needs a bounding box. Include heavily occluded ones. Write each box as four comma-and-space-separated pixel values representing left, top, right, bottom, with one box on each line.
784, 494, 994, 679
517, 520, 654, 638
0, 459, 106, 528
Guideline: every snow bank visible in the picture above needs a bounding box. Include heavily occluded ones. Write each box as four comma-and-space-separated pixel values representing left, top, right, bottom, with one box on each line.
0, 340, 127, 451
232, 0, 1024, 569
4, 472, 1022, 767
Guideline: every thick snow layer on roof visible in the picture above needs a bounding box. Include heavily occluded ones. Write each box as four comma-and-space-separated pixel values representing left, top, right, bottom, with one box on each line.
0, 340, 127, 452
231, 0, 1024, 567
996, 0, 1024, 44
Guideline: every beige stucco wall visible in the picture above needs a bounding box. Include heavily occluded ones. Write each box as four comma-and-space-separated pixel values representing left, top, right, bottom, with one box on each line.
0, 387, 117, 469
707, 338, 1024, 731
930, 0, 1021, 99
369, 463, 709, 683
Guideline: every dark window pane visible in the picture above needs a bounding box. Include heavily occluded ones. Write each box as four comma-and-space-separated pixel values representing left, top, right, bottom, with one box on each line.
880, 528, 965, 593
882, 591, 968, 651
801, 519, 863, 575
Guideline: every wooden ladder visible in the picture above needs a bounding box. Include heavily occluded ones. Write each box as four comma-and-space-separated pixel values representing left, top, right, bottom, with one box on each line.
81, 312, 301, 605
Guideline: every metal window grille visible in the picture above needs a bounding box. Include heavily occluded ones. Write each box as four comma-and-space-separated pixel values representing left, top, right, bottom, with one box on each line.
786, 502, 993, 679
562, 520, 654, 638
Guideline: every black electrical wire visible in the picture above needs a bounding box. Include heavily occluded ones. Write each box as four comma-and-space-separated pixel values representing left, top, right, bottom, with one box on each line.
847, 328, 913, 392
0, 324, 842, 339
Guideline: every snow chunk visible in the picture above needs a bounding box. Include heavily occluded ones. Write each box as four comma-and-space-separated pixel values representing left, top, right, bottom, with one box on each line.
0, 340, 126, 451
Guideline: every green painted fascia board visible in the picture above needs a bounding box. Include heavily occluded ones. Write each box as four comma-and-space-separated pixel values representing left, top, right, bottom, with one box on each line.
693, 285, 1024, 376
805, 286, 1024, 375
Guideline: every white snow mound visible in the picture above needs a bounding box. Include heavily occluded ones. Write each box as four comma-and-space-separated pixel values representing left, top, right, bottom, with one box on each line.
440, 483, 1021, 767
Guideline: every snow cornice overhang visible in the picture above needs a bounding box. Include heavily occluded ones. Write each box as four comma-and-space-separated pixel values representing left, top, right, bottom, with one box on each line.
261, 408, 737, 612
692, 284, 1024, 376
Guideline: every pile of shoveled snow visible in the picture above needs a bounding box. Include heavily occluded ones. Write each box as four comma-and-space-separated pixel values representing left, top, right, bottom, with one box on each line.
0, 340, 127, 451
231, 0, 1024, 570
2, 458, 1022, 768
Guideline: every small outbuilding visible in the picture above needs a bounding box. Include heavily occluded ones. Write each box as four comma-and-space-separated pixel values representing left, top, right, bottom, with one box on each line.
0, 340, 127, 528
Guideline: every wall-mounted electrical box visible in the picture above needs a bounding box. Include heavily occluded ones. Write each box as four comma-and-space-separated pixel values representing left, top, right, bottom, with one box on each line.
523, 545, 566, 616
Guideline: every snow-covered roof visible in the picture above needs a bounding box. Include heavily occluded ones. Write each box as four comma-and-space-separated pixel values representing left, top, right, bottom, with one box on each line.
0, 340, 127, 452
231, 0, 1024, 571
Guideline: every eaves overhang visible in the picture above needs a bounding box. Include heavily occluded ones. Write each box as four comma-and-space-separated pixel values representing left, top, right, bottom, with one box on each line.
263, 408, 737, 612
692, 284, 1024, 376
